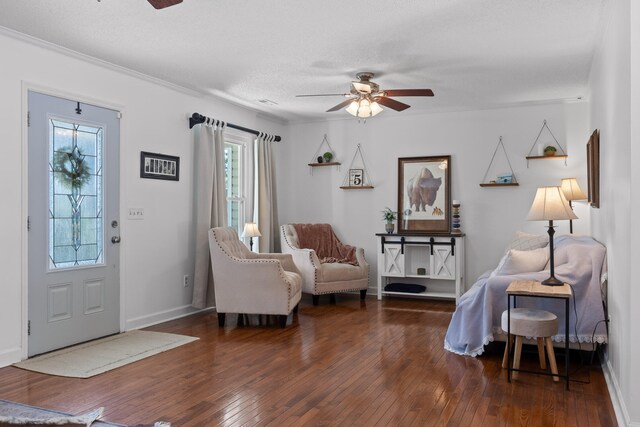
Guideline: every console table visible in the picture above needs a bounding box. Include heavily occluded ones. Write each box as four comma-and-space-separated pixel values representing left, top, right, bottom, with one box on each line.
376, 233, 465, 303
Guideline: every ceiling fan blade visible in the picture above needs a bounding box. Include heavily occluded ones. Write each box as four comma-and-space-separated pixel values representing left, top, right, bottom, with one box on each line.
326, 99, 355, 112
147, 0, 183, 9
296, 94, 349, 97
377, 97, 411, 111
352, 82, 372, 94
384, 89, 434, 97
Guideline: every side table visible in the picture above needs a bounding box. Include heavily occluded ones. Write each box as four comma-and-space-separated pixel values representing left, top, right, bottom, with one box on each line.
506, 280, 572, 390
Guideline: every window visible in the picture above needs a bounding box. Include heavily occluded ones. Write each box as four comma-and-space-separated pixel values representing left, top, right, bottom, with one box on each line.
48, 118, 104, 269
224, 132, 252, 237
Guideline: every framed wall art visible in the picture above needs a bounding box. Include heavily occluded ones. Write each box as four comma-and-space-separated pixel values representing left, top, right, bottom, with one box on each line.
398, 155, 451, 234
586, 129, 600, 208
140, 151, 180, 181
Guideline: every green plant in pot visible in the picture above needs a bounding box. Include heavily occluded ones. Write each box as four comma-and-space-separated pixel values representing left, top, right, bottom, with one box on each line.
543, 145, 557, 156
382, 207, 397, 234
322, 151, 333, 163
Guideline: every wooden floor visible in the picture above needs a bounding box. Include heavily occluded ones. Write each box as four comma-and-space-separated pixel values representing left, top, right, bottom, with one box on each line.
0, 295, 617, 426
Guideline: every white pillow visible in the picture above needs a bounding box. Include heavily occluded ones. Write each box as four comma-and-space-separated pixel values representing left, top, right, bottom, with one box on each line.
490, 247, 550, 278
506, 231, 549, 252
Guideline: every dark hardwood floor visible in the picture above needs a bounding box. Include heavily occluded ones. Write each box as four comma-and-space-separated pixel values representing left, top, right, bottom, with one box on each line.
0, 295, 617, 426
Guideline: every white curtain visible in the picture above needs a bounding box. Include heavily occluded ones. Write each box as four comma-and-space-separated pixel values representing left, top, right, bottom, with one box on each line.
192, 119, 227, 309
255, 133, 279, 252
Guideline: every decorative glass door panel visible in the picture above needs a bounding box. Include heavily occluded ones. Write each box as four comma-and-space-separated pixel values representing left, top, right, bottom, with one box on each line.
49, 119, 104, 269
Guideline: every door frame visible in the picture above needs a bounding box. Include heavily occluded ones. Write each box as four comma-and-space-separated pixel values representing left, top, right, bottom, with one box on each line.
21, 82, 127, 359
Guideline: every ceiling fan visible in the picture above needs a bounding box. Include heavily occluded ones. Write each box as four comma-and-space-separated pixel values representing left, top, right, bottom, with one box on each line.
296, 72, 434, 118
147, 0, 183, 9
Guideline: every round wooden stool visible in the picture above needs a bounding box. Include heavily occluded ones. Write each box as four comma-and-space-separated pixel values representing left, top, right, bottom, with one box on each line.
501, 308, 559, 382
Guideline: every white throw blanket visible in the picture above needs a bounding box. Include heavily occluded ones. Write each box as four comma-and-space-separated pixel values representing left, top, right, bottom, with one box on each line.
444, 235, 608, 357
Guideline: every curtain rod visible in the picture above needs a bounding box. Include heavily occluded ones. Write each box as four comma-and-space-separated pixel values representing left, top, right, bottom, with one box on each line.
188, 112, 282, 142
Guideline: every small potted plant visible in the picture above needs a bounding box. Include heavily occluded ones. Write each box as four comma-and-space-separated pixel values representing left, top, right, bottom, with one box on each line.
543, 145, 557, 156
382, 207, 397, 234
322, 151, 333, 163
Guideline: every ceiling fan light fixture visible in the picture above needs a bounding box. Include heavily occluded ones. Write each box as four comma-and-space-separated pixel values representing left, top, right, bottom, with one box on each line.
298, 72, 433, 117
346, 97, 384, 118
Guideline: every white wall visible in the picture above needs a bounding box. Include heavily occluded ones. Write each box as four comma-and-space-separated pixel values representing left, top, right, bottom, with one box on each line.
278, 101, 590, 292
630, 0, 640, 421
589, 0, 639, 425
0, 29, 284, 366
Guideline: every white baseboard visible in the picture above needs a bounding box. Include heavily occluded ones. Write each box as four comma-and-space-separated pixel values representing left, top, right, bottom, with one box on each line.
602, 356, 637, 427
0, 347, 23, 368
125, 304, 213, 331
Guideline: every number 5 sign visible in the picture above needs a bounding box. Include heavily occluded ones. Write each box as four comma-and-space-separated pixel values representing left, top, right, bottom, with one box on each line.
349, 169, 364, 186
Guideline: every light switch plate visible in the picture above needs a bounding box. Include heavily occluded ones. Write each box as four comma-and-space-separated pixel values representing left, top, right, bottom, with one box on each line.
128, 208, 144, 219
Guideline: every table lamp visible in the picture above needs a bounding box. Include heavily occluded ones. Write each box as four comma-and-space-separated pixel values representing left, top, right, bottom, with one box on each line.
241, 222, 261, 251
560, 178, 587, 234
526, 186, 577, 286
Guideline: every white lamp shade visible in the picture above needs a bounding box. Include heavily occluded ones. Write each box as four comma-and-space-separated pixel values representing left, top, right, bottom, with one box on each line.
241, 222, 262, 238
526, 186, 578, 221
560, 178, 587, 201
357, 99, 371, 117
346, 101, 359, 116
370, 101, 383, 116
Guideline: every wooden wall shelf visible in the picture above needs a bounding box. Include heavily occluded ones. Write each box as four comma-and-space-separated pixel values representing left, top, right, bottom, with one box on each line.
340, 185, 374, 190
479, 183, 520, 187
308, 162, 341, 167
525, 155, 568, 160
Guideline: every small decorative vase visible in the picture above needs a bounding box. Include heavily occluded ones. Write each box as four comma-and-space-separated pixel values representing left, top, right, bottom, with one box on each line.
385, 223, 394, 234
544, 151, 555, 157
317, 156, 324, 163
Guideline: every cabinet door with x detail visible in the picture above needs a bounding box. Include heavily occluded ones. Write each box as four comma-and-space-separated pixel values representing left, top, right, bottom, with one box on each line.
380, 244, 405, 277
431, 244, 455, 280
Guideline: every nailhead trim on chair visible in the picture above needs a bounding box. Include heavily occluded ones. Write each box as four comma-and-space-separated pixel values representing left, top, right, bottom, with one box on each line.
213, 228, 297, 312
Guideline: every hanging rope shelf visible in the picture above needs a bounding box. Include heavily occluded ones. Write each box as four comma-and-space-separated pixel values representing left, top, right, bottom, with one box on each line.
525, 119, 567, 166
308, 134, 341, 168
480, 136, 519, 187
340, 144, 374, 189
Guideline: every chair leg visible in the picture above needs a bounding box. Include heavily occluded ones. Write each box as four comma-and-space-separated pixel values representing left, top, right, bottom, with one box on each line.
312, 295, 320, 306
502, 335, 514, 369
293, 303, 299, 314
330, 294, 336, 304
512, 335, 523, 380
537, 338, 547, 369
545, 337, 560, 382
278, 315, 288, 328
217, 313, 226, 328
360, 289, 367, 300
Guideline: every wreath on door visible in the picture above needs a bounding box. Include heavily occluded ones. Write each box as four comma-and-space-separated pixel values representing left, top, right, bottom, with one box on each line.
53, 147, 91, 189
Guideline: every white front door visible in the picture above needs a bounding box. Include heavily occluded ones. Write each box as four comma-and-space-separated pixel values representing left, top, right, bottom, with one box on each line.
28, 91, 120, 357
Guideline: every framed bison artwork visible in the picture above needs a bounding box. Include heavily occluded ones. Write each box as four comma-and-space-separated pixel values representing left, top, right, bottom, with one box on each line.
397, 155, 451, 234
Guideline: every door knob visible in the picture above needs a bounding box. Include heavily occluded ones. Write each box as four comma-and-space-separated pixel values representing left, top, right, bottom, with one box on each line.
111, 236, 121, 244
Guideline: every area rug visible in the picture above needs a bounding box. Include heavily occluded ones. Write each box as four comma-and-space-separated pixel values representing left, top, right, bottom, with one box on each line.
13, 330, 198, 378
0, 399, 170, 426
0, 399, 116, 426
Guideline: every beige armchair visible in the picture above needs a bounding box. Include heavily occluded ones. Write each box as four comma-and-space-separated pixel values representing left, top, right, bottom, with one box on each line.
208, 227, 302, 328
280, 224, 369, 305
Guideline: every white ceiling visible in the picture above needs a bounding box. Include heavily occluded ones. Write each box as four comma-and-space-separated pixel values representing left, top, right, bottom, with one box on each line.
0, 0, 607, 122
